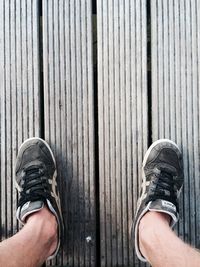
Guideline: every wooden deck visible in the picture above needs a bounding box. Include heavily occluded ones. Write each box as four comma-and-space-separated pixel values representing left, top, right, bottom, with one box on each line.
0, 0, 200, 266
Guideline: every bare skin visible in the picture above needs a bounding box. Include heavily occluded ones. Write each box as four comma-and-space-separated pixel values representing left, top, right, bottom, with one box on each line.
139, 211, 200, 267
0, 207, 57, 267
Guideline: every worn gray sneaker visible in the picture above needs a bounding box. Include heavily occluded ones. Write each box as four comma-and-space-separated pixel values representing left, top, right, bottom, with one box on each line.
133, 139, 184, 262
15, 137, 63, 260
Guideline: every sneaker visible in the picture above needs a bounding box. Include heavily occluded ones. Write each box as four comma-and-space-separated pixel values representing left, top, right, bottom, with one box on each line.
133, 139, 184, 262
15, 137, 64, 260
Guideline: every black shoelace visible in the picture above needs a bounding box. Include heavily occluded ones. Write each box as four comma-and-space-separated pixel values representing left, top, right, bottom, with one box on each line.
147, 169, 178, 206
18, 165, 53, 207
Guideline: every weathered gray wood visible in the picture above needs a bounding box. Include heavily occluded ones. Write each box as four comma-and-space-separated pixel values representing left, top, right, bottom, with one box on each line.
151, 0, 200, 248
97, 0, 148, 266
0, 0, 40, 239
43, 1, 96, 266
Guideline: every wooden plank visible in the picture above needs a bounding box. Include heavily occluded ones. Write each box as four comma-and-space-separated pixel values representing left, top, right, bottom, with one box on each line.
151, 0, 200, 248
0, 0, 40, 240
43, 1, 96, 266
97, 0, 148, 266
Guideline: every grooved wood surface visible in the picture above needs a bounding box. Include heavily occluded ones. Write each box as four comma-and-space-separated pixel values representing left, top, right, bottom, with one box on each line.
151, 0, 200, 248
1, 0, 200, 266
0, 0, 40, 240
43, 1, 96, 266
97, 0, 148, 266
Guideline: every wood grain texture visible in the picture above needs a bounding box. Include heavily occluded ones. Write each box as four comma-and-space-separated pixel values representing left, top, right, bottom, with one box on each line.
43, 1, 96, 266
97, 0, 148, 266
151, 0, 200, 248
0, 0, 40, 241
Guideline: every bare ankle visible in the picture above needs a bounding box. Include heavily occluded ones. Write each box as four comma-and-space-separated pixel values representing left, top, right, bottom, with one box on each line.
26, 206, 58, 258
138, 211, 171, 259
42, 210, 58, 257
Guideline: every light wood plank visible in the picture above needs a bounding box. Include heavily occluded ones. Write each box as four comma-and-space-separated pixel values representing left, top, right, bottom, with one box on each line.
97, 0, 148, 265
151, 0, 200, 248
43, 1, 96, 266
0, 0, 41, 240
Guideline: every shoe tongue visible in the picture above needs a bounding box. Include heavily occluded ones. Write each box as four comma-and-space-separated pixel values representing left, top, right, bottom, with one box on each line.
149, 199, 178, 227
18, 200, 44, 224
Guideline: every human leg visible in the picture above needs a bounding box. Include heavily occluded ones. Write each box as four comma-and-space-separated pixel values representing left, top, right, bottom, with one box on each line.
0, 137, 63, 266
133, 139, 185, 264
0, 207, 57, 267
139, 211, 200, 267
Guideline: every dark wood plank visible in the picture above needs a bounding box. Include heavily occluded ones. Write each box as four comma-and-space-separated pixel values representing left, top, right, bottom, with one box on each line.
43, 1, 96, 266
0, 0, 41, 239
151, 0, 200, 248
97, 0, 148, 266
